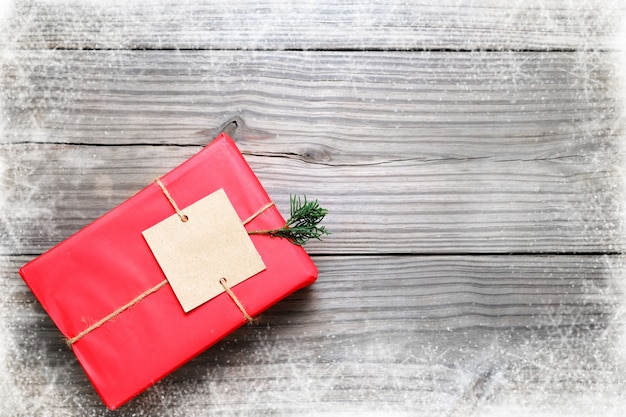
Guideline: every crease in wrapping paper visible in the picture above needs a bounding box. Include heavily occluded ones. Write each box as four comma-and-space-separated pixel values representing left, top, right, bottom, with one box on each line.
142, 188, 267, 312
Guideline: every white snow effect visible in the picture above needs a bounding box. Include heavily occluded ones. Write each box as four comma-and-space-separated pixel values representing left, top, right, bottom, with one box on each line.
613, 7, 626, 367
1, 1, 626, 416
0, 0, 21, 412
0, 280, 21, 415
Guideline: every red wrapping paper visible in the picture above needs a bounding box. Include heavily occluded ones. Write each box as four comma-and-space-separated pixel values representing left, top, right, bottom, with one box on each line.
19, 133, 318, 409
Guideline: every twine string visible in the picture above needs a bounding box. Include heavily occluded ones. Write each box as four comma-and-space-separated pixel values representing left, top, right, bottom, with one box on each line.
66, 185, 273, 346
67, 279, 168, 346
243, 201, 275, 225
155, 178, 188, 222
219, 277, 255, 323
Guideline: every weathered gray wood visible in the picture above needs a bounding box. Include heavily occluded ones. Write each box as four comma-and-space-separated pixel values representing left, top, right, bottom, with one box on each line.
2, 254, 624, 415
1, 50, 620, 148
1, 0, 623, 51
1, 50, 622, 254
1, 141, 622, 255
1, 0, 625, 415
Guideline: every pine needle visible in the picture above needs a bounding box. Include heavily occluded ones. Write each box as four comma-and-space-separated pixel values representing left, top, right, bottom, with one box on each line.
248, 195, 329, 245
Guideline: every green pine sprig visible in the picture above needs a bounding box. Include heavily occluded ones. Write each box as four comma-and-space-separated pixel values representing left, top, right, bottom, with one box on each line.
249, 195, 329, 245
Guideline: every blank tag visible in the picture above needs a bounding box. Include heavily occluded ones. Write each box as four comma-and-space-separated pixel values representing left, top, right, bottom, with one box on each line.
142, 188, 266, 312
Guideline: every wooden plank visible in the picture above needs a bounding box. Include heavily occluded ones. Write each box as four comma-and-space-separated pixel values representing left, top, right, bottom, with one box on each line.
3, 50, 620, 254
2, 254, 624, 415
1, 3, 624, 413
1, 141, 622, 255
1, 0, 623, 51
1, 50, 620, 149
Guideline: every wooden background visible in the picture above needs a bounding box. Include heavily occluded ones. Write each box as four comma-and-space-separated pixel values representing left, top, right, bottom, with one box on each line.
1, 1, 626, 415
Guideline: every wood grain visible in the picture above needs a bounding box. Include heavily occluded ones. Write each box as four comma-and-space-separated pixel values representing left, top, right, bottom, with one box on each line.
1, 50, 622, 254
1, 0, 625, 415
1, 141, 622, 256
2, 0, 623, 51
1, 50, 620, 148
2, 254, 623, 415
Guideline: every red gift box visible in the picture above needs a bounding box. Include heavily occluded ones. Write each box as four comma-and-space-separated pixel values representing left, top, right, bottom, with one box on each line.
19, 133, 318, 409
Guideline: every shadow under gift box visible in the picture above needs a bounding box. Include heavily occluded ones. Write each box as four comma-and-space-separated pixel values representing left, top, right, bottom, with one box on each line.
19, 133, 318, 410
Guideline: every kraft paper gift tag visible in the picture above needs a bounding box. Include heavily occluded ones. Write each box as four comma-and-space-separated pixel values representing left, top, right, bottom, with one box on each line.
143, 188, 266, 312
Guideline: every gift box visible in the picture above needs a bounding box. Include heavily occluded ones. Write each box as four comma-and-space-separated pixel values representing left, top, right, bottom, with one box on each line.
19, 133, 318, 409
